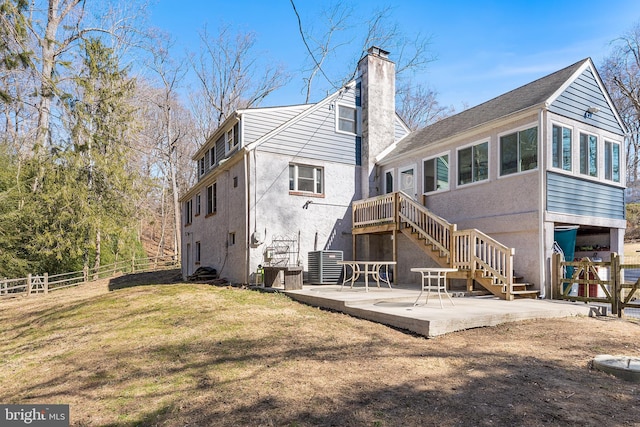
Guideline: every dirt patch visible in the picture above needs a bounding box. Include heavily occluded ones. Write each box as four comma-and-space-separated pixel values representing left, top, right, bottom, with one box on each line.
0, 273, 639, 426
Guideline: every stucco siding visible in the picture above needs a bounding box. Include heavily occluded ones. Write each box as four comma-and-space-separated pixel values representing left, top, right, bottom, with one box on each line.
182, 158, 247, 283
248, 151, 355, 277
546, 172, 625, 220
549, 68, 624, 136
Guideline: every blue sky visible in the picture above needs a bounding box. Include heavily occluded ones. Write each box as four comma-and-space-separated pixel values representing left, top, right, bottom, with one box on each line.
149, 0, 640, 111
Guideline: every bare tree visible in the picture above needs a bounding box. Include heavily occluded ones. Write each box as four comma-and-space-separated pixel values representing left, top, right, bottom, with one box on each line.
189, 25, 288, 139
396, 83, 454, 130
601, 22, 640, 184
290, 1, 435, 103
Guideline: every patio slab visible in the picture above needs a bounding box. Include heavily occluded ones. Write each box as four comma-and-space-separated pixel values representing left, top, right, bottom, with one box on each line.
282, 283, 594, 338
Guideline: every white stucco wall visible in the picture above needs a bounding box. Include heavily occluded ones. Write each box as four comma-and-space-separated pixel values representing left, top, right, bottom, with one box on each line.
247, 150, 357, 279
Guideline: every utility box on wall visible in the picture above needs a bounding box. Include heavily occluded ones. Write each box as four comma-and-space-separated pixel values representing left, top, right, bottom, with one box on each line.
307, 250, 343, 284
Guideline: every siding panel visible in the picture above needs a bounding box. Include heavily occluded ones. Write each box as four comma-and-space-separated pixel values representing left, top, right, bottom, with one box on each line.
242, 105, 310, 145
548, 68, 624, 136
257, 90, 359, 164
546, 172, 625, 219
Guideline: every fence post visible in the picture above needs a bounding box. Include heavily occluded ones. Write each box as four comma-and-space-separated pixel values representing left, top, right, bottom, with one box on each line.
611, 253, 620, 317
1, 278, 5, 295
44, 273, 49, 294
27, 273, 32, 296
551, 253, 559, 300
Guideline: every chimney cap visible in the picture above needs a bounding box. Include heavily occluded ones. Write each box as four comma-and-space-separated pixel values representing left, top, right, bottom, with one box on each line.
368, 46, 390, 58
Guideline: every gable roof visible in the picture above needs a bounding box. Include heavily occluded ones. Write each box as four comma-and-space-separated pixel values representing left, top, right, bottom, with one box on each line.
383, 58, 590, 160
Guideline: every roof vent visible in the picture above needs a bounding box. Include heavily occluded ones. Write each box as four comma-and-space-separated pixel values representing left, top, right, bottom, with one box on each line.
368, 46, 390, 59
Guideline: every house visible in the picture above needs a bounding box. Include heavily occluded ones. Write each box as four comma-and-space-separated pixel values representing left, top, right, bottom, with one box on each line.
357, 57, 626, 299
181, 49, 627, 300
179, 47, 410, 284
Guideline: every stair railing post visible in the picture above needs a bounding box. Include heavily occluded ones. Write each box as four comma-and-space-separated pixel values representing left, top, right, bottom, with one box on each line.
505, 248, 514, 301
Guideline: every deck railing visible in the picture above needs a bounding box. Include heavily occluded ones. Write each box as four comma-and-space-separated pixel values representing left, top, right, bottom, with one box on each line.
453, 229, 514, 297
353, 193, 397, 228
353, 192, 515, 296
397, 192, 455, 261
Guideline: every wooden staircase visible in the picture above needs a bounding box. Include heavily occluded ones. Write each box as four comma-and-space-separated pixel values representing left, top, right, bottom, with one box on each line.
353, 192, 539, 300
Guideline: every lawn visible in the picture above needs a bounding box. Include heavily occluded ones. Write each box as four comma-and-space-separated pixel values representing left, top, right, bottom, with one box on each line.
1, 270, 639, 426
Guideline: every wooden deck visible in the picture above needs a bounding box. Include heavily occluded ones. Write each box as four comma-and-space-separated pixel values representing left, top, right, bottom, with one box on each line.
352, 192, 538, 300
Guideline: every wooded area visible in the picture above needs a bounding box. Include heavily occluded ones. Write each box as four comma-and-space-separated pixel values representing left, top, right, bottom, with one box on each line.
1, 0, 639, 279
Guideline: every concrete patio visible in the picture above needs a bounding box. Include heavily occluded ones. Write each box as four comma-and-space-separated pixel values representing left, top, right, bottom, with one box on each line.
280, 283, 596, 338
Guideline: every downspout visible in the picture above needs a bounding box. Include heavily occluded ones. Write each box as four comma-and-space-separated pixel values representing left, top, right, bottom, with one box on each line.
538, 106, 547, 298
244, 149, 251, 285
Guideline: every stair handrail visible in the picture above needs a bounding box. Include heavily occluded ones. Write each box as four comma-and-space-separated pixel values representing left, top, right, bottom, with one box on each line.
397, 192, 455, 263
454, 228, 514, 299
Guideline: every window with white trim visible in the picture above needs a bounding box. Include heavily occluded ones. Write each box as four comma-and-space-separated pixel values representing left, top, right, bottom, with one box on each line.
198, 157, 205, 177
195, 194, 201, 216
605, 140, 620, 182
206, 183, 217, 215
458, 141, 488, 185
226, 126, 238, 152
552, 125, 572, 171
579, 133, 598, 177
337, 105, 357, 134
184, 199, 193, 225
195, 241, 201, 264
289, 164, 324, 194
384, 170, 394, 194
423, 154, 449, 193
500, 126, 537, 176
209, 146, 216, 167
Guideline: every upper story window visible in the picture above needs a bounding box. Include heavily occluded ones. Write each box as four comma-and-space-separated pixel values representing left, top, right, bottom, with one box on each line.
384, 170, 394, 194
198, 157, 205, 177
209, 146, 216, 167
289, 164, 324, 195
552, 125, 572, 171
500, 126, 538, 176
206, 183, 217, 215
184, 199, 193, 226
579, 133, 598, 177
423, 154, 449, 193
458, 141, 488, 185
195, 193, 201, 216
337, 105, 357, 134
226, 126, 238, 152
605, 140, 620, 182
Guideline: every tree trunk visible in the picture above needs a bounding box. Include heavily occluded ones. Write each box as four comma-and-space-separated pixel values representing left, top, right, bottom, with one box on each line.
93, 228, 101, 280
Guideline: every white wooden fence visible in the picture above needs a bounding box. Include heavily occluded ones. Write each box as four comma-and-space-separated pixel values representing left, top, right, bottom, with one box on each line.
0, 255, 179, 298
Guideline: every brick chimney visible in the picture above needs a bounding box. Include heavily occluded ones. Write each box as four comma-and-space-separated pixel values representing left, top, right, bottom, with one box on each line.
357, 46, 396, 199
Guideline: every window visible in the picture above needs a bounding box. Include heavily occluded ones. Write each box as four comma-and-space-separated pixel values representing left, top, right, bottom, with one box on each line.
184, 199, 192, 225
500, 127, 537, 176
423, 154, 449, 193
458, 142, 488, 185
198, 158, 205, 177
195, 241, 201, 264
226, 126, 238, 151
605, 141, 620, 182
384, 170, 394, 194
552, 125, 572, 171
580, 133, 598, 177
289, 164, 324, 194
206, 183, 217, 215
233, 176, 238, 188
195, 194, 201, 216
209, 146, 216, 167
337, 105, 357, 134
229, 232, 236, 246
